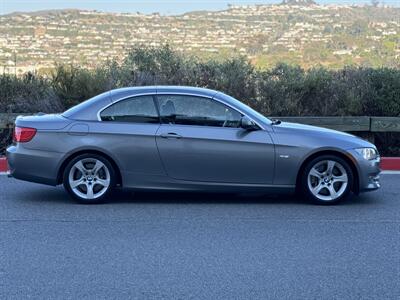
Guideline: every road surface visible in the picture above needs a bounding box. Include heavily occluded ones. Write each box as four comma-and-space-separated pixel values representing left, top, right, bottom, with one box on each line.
1, 175, 399, 299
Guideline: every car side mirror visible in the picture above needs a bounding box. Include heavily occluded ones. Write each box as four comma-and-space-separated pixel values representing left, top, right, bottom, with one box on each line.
240, 116, 259, 131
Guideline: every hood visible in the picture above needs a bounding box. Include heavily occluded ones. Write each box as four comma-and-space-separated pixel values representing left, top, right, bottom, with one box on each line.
278, 121, 355, 137
273, 121, 375, 149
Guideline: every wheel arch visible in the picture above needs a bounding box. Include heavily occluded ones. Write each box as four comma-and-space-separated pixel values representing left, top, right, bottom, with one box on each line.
295, 149, 360, 195
57, 149, 123, 186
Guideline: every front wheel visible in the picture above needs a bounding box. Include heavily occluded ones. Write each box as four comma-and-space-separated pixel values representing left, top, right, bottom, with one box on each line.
63, 154, 116, 204
301, 155, 354, 205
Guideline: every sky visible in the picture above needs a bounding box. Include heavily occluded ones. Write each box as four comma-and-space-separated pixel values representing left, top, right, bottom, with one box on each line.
1, 0, 399, 15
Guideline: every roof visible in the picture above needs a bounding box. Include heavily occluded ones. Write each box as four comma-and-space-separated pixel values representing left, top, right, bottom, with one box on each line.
109, 86, 220, 101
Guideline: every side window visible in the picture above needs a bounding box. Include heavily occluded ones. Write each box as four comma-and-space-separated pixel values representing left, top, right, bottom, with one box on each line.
157, 95, 242, 128
100, 95, 159, 123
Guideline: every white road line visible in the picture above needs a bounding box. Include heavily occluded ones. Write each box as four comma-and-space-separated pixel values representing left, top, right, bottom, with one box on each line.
381, 171, 400, 175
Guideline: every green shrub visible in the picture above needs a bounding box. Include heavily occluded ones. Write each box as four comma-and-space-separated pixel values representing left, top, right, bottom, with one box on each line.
0, 73, 63, 113
51, 64, 113, 107
1, 46, 400, 155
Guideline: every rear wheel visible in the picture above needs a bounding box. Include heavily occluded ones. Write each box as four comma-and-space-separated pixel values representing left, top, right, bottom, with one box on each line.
63, 154, 116, 204
301, 155, 354, 205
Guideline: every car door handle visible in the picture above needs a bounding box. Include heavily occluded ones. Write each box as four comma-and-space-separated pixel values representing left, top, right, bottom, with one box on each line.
160, 133, 182, 139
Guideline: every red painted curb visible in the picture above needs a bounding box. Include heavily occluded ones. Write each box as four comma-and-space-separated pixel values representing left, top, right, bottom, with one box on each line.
380, 157, 400, 171
1, 156, 400, 173
0, 157, 7, 172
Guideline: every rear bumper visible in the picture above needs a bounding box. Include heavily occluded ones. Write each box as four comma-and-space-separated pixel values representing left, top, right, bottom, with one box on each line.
6, 145, 63, 186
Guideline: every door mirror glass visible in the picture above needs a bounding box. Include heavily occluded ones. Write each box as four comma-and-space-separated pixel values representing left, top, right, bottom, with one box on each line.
240, 116, 259, 131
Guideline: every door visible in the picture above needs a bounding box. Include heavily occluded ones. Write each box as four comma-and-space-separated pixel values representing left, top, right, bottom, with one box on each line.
155, 94, 275, 184
97, 95, 165, 183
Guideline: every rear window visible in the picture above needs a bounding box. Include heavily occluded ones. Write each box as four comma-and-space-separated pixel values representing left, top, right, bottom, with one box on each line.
62, 91, 111, 119
100, 95, 159, 123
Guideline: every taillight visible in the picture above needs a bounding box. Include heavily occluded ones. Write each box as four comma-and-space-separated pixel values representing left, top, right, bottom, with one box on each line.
13, 127, 37, 143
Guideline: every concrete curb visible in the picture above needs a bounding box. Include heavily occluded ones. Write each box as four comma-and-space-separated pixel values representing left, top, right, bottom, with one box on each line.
1, 156, 400, 173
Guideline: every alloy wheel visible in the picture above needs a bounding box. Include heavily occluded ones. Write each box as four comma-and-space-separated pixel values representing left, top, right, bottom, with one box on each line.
68, 158, 110, 200
307, 160, 348, 202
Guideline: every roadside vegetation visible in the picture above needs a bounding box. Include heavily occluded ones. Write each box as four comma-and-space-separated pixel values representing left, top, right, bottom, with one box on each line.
1, 45, 400, 154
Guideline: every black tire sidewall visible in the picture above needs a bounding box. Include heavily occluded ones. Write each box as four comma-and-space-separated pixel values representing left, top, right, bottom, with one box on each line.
63, 153, 116, 204
301, 155, 354, 205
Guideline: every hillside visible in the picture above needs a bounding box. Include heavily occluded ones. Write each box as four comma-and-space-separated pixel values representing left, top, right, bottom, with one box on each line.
0, 3, 399, 73
282, 0, 317, 5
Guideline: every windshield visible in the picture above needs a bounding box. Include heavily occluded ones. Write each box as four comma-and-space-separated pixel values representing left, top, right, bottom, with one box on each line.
216, 93, 272, 126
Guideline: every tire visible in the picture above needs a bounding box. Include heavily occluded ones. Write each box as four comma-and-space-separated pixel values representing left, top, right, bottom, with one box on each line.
300, 155, 354, 205
63, 153, 116, 204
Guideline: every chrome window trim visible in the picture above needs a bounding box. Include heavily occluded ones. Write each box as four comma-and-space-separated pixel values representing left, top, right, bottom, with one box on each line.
97, 91, 266, 130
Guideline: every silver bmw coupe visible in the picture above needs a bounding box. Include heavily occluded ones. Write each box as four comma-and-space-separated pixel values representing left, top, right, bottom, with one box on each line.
7, 86, 381, 204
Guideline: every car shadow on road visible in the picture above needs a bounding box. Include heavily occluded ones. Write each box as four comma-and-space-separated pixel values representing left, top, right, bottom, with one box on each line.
23, 185, 306, 205
111, 189, 309, 205
22, 185, 380, 207
116, 190, 381, 206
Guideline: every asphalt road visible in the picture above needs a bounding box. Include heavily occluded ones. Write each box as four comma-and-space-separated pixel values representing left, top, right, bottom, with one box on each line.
1, 175, 399, 299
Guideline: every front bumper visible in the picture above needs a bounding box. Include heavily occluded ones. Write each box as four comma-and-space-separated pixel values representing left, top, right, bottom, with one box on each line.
6, 145, 63, 186
347, 149, 381, 193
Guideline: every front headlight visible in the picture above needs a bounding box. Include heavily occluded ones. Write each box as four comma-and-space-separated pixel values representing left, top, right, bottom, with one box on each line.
355, 148, 378, 160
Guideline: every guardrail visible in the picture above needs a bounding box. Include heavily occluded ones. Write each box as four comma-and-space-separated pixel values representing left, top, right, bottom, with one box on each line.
273, 116, 400, 132
1, 113, 400, 133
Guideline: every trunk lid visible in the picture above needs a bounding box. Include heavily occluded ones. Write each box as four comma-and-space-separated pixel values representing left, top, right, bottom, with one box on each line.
15, 114, 72, 130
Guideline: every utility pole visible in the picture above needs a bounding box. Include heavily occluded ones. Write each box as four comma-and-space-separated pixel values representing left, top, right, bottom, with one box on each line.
13, 51, 17, 76
0, 58, 4, 75
371, 0, 380, 7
